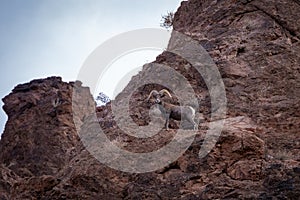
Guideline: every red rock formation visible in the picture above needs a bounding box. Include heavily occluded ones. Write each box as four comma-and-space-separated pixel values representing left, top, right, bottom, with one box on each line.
0, 0, 299, 199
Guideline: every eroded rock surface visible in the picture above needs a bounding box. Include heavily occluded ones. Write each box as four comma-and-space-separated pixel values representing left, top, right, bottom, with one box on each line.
0, 0, 299, 199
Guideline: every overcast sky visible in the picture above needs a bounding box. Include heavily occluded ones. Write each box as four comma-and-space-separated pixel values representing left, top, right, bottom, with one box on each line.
0, 0, 182, 135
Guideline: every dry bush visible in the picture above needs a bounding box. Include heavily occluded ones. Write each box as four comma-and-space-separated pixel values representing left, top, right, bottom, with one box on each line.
160, 11, 174, 29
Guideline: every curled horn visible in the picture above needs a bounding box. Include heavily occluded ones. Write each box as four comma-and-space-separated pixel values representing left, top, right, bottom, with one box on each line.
159, 89, 172, 98
146, 90, 159, 101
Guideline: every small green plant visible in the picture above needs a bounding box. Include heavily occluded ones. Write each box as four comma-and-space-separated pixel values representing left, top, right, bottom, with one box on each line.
52, 98, 61, 108
160, 11, 174, 29
96, 92, 110, 105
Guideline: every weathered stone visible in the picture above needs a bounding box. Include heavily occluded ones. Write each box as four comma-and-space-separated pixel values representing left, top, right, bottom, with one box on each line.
0, 0, 299, 199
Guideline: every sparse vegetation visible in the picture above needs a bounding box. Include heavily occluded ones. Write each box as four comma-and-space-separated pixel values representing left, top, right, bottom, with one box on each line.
96, 92, 110, 105
52, 98, 61, 108
160, 11, 174, 29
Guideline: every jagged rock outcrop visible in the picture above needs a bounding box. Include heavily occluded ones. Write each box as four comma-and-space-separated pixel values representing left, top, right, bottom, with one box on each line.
0, 0, 299, 199
0, 77, 94, 178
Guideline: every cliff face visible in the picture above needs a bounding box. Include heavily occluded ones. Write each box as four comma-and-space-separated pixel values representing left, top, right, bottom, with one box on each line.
0, 0, 300, 199
173, 0, 300, 150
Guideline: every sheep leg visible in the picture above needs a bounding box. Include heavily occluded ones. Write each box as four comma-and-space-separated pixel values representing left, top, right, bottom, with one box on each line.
165, 115, 170, 130
192, 120, 197, 130
186, 117, 197, 130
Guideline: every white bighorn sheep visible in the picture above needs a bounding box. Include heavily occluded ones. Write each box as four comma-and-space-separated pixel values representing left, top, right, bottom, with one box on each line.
147, 89, 196, 130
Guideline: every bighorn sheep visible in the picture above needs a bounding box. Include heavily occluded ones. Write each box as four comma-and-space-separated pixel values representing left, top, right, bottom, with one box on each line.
147, 89, 196, 130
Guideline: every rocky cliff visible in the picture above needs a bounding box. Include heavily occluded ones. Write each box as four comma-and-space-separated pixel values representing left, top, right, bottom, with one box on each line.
0, 0, 299, 199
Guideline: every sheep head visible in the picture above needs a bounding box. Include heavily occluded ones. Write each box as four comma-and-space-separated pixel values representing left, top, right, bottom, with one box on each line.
147, 89, 172, 104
